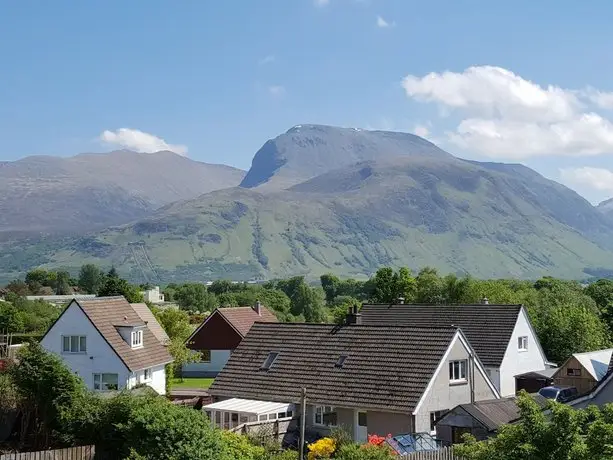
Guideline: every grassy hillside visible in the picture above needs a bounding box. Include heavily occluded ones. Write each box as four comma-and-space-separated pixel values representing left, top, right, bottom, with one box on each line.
3, 155, 613, 283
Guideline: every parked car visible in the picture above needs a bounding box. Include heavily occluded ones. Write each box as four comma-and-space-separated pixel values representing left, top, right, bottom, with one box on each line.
538, 385, 578, 402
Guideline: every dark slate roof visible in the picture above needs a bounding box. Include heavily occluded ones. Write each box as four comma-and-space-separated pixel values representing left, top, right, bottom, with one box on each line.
76, 297, 173, 371
450, 394, 548, 431
360, 304, 523, 367
209, 323, 459, 413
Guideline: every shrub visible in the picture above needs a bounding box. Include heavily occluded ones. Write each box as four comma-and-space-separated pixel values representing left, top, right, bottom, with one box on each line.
307, 437, 336, 459
335, 443, 396, 460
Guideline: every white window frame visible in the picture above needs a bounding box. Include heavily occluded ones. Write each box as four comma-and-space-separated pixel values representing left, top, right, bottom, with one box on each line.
430, 409, 448, 434
131, 329, 143, 348
61, 335, 87, 353
143, 368, 152, 381
313, 405, 337, 427
518, 336, 528, 352
449, 360, 467, 383
93, 373, 119, 391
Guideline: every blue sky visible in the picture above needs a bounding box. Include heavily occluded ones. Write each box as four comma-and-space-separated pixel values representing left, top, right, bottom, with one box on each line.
2, 0, 613, 203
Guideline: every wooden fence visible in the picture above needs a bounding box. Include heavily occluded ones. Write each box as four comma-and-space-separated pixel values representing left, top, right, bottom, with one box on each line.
0, 445, 95, 460
400, 446, 461, 459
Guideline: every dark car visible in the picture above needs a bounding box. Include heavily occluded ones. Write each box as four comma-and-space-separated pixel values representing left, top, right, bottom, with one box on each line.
538, 385, 578, 403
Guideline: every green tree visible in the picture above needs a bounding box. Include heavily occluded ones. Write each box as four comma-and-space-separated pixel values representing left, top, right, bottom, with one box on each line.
371, 267, 395, 303
6, 279, 30, 296
0, 302, 25, 332
78, 264, 105, 294
291, 282, 327, 322
99, 276, 143, 303
10, 342, 86, 449
585, 279, 613, 330
455, 393, 613, 460
415, 267, 445, 303
393, 267, 416, 302
155, 308, 192, 341
320, 273, 340, 303
54, 270, 71, 295
208, 279, 234, 296
257, 289, 291, 319
175, 283, 216, 312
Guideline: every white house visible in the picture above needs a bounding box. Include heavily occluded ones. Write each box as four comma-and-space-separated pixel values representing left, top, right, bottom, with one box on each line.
360, 302, 553, 397
41, 296, 173, 395
141, 286, 164, 304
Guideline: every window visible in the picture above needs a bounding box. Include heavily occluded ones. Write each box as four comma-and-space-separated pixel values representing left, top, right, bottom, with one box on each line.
261, 352, 279, 370
269, 413, 277, 420
334, 355, 348, 368
358, 411, 367, 427
93, 373, 119, 391
143, 368, 152, 381
567, 368, 582, 376
314, 406, 337, 427
62, 335, 86, 353
449, 360, 467, 383
430, 410, 448, 432
286, 410, 293, 418
518, 336, 528, 351
131, 330, 143, 348
199, 350, 211, 363
259, 414, 268, 421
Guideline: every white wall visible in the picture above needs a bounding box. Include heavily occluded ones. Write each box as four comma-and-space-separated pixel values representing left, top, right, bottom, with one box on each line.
414, 334, 498, 433
129, 364, 167, 395
183, 350, 232, 377
499, 307, 548, 396
41, 301, 130, 391
485, 367, 501, 394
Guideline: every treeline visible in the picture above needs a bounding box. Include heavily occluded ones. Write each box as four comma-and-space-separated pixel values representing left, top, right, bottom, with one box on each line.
4, 264, 613, 364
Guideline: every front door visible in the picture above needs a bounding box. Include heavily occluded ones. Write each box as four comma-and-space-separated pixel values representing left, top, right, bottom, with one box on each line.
357, 411, 368, 443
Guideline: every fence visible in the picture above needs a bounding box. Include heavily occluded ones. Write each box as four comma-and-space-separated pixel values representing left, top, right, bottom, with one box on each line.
0, 445, 95, 460
400, 446, 461, 460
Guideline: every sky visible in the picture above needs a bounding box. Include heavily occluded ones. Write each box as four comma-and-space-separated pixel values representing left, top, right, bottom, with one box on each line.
2, 0, 613, 203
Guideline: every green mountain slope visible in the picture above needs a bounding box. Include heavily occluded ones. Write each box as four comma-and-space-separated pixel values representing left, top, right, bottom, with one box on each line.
5, 150, 613, 283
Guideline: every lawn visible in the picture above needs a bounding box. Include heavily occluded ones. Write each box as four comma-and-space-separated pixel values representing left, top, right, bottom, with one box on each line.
171, 377, 215, 389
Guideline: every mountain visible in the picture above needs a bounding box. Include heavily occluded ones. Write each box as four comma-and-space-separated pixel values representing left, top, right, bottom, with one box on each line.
598, 198, 613, 218
0, 150, 244, 236
240, 124, 451, 190
4, 126, 613, 283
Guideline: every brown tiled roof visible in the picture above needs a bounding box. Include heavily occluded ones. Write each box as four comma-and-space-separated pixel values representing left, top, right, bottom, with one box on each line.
217, 306, 277, 337
130, 303, 170, 345
76, 297, 173, 371
452, 394, 548, 431
209, 323, 458, 412
360, 304, 523, 367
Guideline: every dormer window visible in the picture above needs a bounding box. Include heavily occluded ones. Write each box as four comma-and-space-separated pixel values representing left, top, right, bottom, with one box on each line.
131, 330, 143, 348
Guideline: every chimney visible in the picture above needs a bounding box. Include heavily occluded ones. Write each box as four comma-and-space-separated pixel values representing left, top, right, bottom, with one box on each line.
397, 297, 405, 304
481, 297, 489, 305
346, 304, 362, 325
253, 300, 262, 316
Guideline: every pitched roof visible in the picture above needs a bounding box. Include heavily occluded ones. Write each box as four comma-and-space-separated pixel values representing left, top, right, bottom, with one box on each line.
209, 323, 459, 412
360, 304, 523, 367
573, 348, 613, 381
450, 394, 548, 431
75, 297, 173, 371
130, 303, 170, 345
216, 306, 278, 337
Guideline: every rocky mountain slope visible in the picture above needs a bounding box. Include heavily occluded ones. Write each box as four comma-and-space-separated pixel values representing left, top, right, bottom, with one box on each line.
4, 126, 613, 283
598, 198, 613, 218
0, 150, 244, 236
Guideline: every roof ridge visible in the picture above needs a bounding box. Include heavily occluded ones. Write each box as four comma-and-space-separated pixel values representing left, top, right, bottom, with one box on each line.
573, 348, 613, 356
251, 322, 459, 330
363, 303, 523, 307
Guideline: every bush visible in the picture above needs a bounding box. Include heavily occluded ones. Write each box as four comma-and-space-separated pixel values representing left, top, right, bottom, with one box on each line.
220, 430, 266, 460
335, 443, 396, 460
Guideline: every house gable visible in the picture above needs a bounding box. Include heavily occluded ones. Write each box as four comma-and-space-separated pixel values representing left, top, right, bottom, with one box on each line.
40, 300, 130, 389
412, 330, 500, 432
499, 306, 548, 396
187, 310, 244, 351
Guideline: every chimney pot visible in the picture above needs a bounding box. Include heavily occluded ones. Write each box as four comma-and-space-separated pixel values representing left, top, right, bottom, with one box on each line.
346, 304, 362, 325
397, 297, 405, 304
254, 300, 262, 316
481, 297, 489, 305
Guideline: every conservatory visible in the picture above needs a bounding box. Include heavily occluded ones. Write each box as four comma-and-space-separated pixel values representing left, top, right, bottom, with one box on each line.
203, 398, 295, 430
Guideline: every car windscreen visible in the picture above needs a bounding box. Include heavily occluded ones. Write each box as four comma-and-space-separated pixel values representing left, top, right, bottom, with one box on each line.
538, 388, 559, 399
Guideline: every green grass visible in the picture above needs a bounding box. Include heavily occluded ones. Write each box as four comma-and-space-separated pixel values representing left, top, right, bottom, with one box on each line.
171, 377, 215, 389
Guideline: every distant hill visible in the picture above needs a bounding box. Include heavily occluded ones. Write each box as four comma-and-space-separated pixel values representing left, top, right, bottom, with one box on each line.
0, 150, 244, 236
4, 126, 613, 283
240, 124, 451, 190
598, 198, 613, 218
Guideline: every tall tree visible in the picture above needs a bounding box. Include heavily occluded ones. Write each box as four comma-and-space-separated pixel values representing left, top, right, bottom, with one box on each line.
371, 267, 396, 303
291, 282, 327, 322
78, 264, 105, 294
393, 267, 417, 302
54, 270, 71, 295
415, 267, 445, 304
99, 276, 143, 303
175, 283, 216, 312
320, 273, 340, 303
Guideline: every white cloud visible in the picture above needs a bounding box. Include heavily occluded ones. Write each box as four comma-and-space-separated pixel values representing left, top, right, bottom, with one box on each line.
100, 128, 187, 156
560, 167, 613, 193
376, 15, 394, 28
314, 0, 329, 6
413, 124, 430, 138
258, 55, 276, 66
268, 85, 286, 97
402, 66, 613, 159
582, 87, 613, 110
